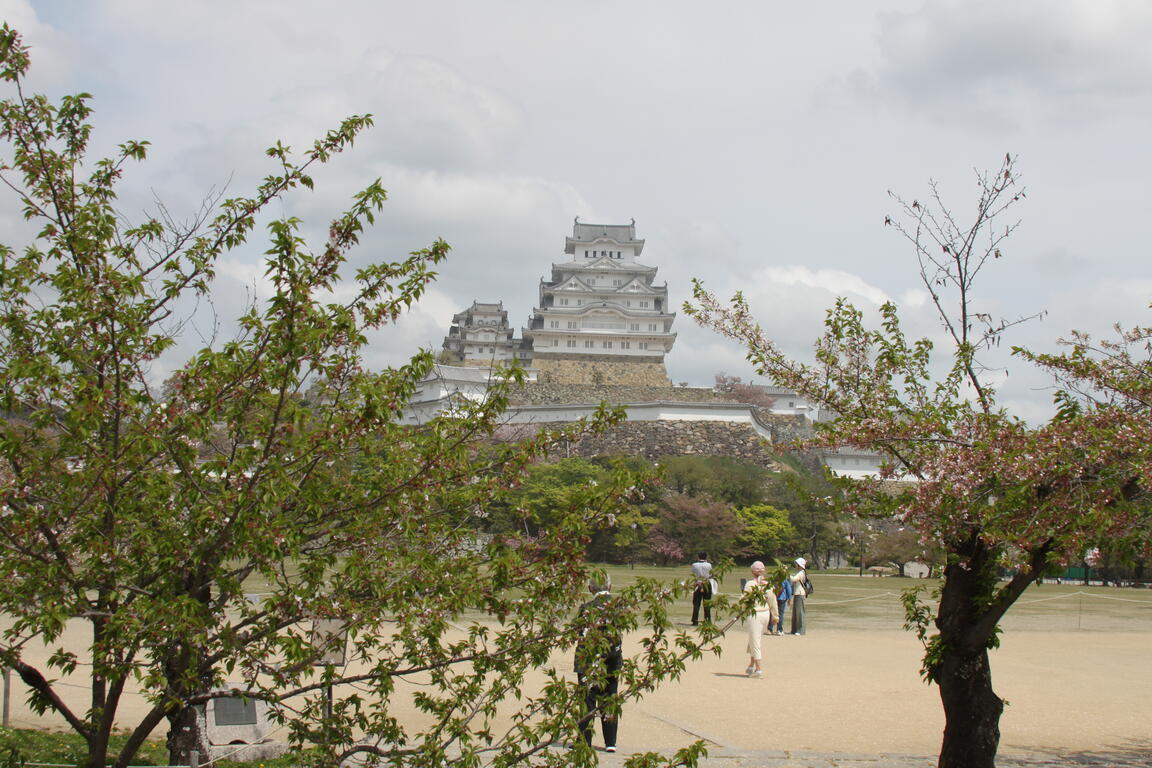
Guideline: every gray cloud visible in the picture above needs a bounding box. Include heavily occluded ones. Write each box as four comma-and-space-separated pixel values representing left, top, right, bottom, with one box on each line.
869, 1, 1152, 127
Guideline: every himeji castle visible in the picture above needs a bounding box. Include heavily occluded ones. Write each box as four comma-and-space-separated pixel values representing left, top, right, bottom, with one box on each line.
421, 219, 883, 481
521, 218, 677, 386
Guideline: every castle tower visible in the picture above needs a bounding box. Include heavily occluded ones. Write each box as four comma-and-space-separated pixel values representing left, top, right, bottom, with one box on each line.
522, 219, 676, 386
441, 301, 530, 367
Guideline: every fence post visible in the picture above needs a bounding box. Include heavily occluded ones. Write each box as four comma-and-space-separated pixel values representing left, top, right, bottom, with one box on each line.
2, 667, 9, 727
189, 749, 199, 768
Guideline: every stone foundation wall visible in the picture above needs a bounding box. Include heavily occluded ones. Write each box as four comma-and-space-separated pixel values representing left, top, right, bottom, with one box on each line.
531, 356, 671, 387
496, 420, 785, 470
510, 382, 718, 406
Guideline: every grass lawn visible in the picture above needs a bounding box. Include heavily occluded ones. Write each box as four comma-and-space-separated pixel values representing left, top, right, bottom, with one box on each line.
0, 726, 319, 767
596, 563, 1152, 633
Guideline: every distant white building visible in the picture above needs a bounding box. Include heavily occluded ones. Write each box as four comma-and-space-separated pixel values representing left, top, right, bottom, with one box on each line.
748, 383, 885, 478
403, 364, 536, 425
751, 383, 828, 419
818, 445, 887, 479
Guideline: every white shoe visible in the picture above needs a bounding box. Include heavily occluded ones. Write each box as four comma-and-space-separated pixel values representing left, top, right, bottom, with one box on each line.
606, 746, 617, 753
750, 669, 762, 678
745, 664, 755, 675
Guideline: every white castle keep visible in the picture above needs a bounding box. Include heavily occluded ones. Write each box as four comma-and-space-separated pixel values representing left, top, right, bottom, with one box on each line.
441, 219, 676, 386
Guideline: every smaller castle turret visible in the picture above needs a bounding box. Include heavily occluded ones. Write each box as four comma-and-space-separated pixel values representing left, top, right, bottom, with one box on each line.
441, 301, 530, 367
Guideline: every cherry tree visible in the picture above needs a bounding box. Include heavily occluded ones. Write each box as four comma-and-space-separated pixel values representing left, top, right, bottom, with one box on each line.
686, 155, 1151, 768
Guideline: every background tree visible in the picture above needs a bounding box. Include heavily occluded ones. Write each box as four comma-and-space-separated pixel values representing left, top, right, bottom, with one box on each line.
650, 492, 744, 565
686, 155, 1151, 768
659, 455, 772, 508
864, 523, 939, 577
0, 29, 717, 768
713, 373, 776, 409
484, 457, 660, 562
733, 504, 795, 561
760, 472, 843, 567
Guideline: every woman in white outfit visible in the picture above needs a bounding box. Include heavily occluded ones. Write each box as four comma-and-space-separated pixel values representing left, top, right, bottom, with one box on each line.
743, 561, 778, 677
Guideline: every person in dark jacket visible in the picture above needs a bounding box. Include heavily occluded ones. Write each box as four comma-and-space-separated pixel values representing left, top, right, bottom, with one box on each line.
574, 578, 623, 752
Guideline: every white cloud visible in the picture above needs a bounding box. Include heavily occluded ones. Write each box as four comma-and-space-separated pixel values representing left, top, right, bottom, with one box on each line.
899, 288, 929, 309
216, 259, 275, 302
758, 265, 891, 307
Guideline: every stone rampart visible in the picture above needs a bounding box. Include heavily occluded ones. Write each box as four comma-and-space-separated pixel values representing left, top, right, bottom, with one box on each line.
497, 381, 819, 469
531, 357, 670, 387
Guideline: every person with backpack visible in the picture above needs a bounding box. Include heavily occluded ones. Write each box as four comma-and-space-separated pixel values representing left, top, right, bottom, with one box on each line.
788, 557, 811, 636
574, 577, 623, 752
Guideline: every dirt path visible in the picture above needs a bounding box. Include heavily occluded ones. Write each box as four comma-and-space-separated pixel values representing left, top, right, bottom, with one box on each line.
4, 618, 1149, 761
628, 625, 1152, 759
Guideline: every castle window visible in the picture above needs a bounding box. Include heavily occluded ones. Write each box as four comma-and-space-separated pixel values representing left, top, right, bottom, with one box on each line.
640, 300, 649, 308
621, 341, 631, 349
567, 340, 577, 347
552, 339, 558, 346
639, 342, 649, 350
549, 320, 559, 328
603, 341, 613, 349
560, 298, 569, 306
629, 323, 639, 331
585, 340, 594, 348
568, 321, 577, 329
649, 324, 657, 331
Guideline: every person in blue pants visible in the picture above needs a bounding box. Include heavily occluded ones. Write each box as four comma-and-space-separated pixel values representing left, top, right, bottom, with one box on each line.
772, 570, 792, 635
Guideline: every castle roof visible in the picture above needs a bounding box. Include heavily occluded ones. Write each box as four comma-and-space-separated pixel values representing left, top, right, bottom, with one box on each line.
565, 218, 645, 255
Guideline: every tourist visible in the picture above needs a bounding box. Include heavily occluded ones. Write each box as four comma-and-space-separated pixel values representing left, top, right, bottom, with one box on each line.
574, 577, 622, 752
743, 561, 778, 677
690, 552, 713, 625
789, 557, 809, 636
771, 569, 792, 636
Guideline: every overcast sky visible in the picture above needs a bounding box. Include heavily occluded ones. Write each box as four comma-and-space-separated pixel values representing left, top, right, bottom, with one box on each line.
4, 0, 1151, 422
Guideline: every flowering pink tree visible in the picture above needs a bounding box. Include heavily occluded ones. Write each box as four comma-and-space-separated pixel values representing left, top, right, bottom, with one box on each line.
686, 156, 1151, 768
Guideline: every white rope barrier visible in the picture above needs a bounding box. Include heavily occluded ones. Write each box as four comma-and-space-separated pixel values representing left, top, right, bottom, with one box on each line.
797, 587, 1152, 609
1077, 590, 1152, 605
806, 592, 903, 605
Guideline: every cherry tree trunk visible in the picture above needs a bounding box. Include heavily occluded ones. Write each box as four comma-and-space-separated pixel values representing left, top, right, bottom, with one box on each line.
936, 645, 1003, 768
933, 534, 1005, 768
